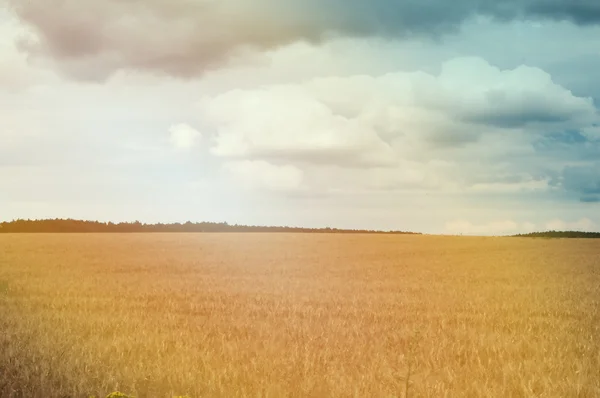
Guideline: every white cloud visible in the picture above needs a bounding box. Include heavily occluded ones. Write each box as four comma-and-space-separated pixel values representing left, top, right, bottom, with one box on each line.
0, 50, 33, 92
581, 125, 600, 141
431, 57, 596, 129
545, 218, 597, 232
169, 123, 201, 150
224, 160, 304, 193
201, 85, 396, 167
0, 9, 54, 91
467, 178, 550, 193
444, 220, 536, 236
199, 56, 596, 196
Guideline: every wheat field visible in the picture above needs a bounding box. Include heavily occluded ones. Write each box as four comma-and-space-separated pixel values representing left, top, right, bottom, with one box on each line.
0, 233, 599, 397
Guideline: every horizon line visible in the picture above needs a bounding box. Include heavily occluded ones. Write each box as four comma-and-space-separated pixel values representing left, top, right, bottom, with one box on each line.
1, 218, 600, 237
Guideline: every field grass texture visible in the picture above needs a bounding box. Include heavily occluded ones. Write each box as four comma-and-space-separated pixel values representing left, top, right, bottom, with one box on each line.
1, 234, 599, 397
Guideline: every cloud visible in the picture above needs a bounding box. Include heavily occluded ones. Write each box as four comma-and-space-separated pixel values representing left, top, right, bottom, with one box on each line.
3, 5, 600, 235
421, 57, 596, 129
445, 217, 599, 235
198, 56, 597, 196
580, 195, 600, 203
581, 125, 600, 141
545, 218, 597, 231
5, 0, 331, 80
169, 123, 201, 150
444, 219, 535, 236
224, 160, 304, 193
466, 178, 549, 193
559, 164, 600, 200
0, 47, 34, 91
0, 8, 54, 91
201, 85, 396, 168
7, 0, 600, 79
518, 1, 600, 25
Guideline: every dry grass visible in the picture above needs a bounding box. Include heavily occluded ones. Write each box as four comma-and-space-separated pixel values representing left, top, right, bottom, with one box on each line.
0, 233, 599, 397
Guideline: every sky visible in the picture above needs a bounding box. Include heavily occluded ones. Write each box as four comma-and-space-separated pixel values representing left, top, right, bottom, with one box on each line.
1, 0, 599, 235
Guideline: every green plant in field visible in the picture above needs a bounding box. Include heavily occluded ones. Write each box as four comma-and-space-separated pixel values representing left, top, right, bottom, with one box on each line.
94, 391, 189, 398
105, 392, 133, 398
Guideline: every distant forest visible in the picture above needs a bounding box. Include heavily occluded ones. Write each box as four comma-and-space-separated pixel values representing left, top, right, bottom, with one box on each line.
512, 231, 600, 238
2, 219, 598, 237
0, 219, 420, 234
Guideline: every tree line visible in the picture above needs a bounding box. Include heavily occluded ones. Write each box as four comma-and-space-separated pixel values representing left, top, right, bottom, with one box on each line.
0, 218, 421, 234
512, 231, 600, 238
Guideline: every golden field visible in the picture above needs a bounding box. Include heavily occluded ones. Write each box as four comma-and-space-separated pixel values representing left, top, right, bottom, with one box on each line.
0, 233, 599, 397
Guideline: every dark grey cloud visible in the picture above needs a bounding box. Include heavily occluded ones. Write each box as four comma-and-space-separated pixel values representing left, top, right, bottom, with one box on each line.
580, 195, 600, 203
320, 0, 600, 36
520, 1, 600, 25
561, 164, 600, 201
456, 81, 597, 129
469, 109, 573, 129
5, 0, 600, 79
533, 130, 600, 164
